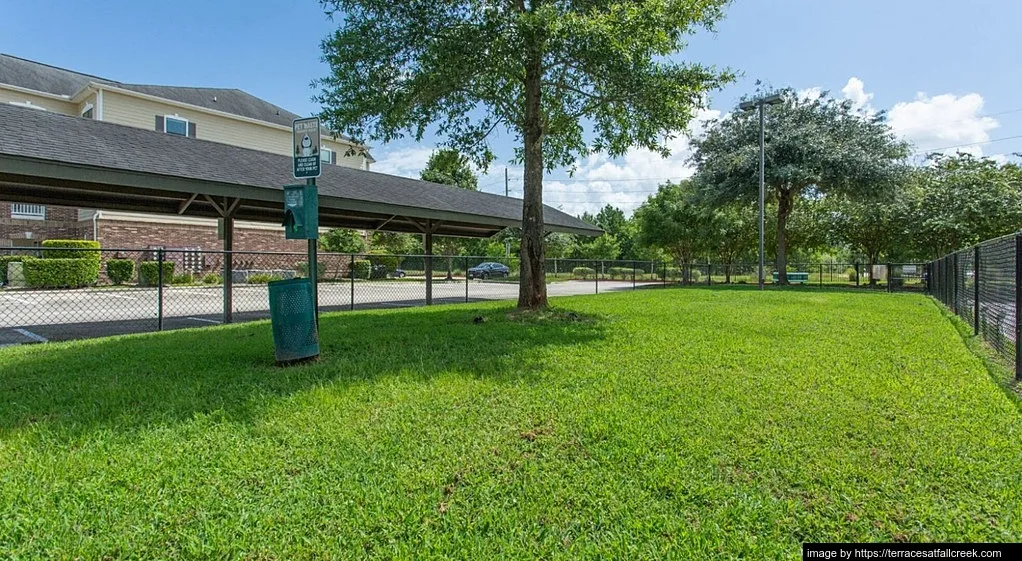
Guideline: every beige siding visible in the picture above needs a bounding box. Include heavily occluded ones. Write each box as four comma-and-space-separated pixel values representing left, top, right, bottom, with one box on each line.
0, 86, 76, 114
101, 88, 368, 169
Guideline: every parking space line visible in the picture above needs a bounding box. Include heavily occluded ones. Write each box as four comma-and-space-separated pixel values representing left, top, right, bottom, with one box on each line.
105, 294, 139, 301
13, 328, 48, 343
0, 294, 33, 304
171, 289, 222, 297
186, 317, 222, 324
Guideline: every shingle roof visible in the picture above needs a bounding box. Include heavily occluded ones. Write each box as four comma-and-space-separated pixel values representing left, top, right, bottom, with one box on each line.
0, 103, 601, 237
0, 54, 358, 147
0, 53, 118, 96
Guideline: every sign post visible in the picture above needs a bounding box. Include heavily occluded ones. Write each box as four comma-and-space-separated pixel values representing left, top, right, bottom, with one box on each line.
292, 117, 321, 326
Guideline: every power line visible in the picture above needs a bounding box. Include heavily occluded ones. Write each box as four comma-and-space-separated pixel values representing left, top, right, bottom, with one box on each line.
913, 133, 1022, 155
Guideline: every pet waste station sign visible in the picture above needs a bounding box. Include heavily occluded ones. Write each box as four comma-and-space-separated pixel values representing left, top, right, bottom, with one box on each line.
293, 117, 322, 179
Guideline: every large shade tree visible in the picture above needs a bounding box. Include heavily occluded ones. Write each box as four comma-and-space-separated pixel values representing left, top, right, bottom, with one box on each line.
315, 0, 733, 308
691, 89, 909, 283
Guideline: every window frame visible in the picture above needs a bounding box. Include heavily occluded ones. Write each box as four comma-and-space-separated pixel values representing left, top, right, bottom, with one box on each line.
320, 147, 333, 164
163, 115, 189, 136
81, 103, 94, 119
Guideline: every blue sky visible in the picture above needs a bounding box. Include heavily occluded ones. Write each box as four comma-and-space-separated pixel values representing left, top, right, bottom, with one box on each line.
3, 0, 1021, 215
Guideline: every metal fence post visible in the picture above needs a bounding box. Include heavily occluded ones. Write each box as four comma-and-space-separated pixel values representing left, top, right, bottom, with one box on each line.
632, 262, 636, 290
886, 262, 892, 293
662, 261, 667, 287
952, 252, 959, 315
1015, 235, 1021, 381
855, 262, 860, 287
974, 245, 980, 336
595, 260, 600, 294
349, 254, 355, 311
707, 261, 712, 286
819, 263, 823, 288
157, 248, 164, 331
465, 256, 469, 302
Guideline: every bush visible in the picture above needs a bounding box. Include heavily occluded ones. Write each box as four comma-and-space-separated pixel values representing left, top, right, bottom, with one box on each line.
247, 273, 283, 284
0, 256, 24, 284
607, 267, 640, 280
352, 259, 372, 279
660, 267, 681, 280
172, 273, 195, 285
370, 253, 399, 271
846, 267, 858, 282
295, 261, 328, 280
41, 240, 100, 263
690, 269, 702, 283
106, 259, 135, 285
572, 266, 596, 280
139, 261, 176, 286
202, 273, 222, 284
23, 257, 98, 288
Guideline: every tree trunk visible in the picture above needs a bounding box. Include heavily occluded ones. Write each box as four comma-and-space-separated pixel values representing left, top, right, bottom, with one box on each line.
517, 40, 547, 310
725, 263, 731, 284
868, 253, 878, 286
776, 187, 793, 285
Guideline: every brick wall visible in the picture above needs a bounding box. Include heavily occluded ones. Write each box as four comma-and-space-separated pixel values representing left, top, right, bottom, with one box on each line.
0, 203, 86, 244
97, 219, 307, 252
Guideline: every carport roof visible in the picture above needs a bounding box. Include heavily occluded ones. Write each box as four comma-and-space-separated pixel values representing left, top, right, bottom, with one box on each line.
0, 104, 602, 238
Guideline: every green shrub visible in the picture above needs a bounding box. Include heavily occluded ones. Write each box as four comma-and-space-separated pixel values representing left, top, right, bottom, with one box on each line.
370, 253, 399, 272
139, 261, 176, 286
41, 239, 100, 263
607, 267, 639, 280
202, 273, 222, 284
572, 266, 596, 280
172, 273, 195, 285
295, 261, 328, 280
0, 256, 24, 284
23, 257, 98, 288
659, 266, 681, 280
105, 259, 135, 285
846, 267, 859, 282
690, 269, 702, 283
247, 273, 282, 284
352, 259, 372, 279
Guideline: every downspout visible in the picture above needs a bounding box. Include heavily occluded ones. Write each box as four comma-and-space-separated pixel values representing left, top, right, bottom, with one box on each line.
92, 210, 102, 242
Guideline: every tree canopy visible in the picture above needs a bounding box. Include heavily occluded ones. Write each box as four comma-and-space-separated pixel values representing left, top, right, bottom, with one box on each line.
420, 149, 479, 191
692, 89, 910, 283
316, 0, 734, 308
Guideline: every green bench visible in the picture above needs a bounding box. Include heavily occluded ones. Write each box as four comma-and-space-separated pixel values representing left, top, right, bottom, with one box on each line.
772, 272, 809, 284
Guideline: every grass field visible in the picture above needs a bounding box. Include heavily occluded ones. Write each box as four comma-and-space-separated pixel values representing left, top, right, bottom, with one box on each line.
1, 287, 1020, 558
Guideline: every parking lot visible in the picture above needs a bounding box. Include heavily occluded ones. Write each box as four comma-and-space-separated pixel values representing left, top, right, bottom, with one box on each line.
0, 278, 661, 344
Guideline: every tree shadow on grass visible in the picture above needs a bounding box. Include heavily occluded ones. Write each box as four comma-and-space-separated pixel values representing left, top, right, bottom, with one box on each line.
0, 304, 606, 437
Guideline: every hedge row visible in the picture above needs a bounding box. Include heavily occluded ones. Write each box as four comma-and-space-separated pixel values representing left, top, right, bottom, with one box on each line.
41, 240, 101, 264
139, 261, 176, 286
23, 257, 99, 289
572, 267, 596, 280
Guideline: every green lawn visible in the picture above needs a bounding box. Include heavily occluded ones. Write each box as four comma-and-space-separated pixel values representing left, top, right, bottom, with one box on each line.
1, 288, 1020, 558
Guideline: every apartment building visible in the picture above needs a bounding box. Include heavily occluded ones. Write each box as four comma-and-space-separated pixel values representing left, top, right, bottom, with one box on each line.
0, 53, 373, 251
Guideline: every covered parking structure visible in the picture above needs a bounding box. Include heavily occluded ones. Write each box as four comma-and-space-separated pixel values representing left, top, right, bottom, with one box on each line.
0, 104, 601, 320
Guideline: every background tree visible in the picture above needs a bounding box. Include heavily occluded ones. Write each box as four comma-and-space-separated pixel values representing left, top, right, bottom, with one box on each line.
826, 188, 911, 285
420, 149, 479, 191
705, 202, 757, 283
319, 228, 367, 254
316, 0, 733, 309
633, 181, 710, 282
420, 148, 479, 278
692, 89, 909, 284
908, 153, 1022, 258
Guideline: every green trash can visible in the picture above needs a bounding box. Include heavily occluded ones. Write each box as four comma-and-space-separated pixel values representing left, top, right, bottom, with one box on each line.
268, 278, 319, 364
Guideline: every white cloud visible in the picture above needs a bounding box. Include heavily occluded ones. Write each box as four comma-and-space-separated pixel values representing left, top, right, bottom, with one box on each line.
841, 77, 874, 113
888, 92, 999, 157
370, 146, 434, 178
541, 108, 721, 217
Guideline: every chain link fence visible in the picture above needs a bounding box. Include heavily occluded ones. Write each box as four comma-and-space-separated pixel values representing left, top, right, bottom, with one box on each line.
1, 246, 928, 345
927, 233, 1021, 380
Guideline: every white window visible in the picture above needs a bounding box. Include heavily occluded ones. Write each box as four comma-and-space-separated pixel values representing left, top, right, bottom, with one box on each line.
164, 116, 188, 136
320, 147, 333, 163
81, 103, 94, 119
11, 204, 45, 220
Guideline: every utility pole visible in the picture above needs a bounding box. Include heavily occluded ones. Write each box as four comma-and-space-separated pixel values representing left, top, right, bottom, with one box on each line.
505, 167, 509, 197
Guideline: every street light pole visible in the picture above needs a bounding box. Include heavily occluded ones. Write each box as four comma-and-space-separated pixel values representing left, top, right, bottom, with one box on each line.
758, 102, 765, 291
739, 93, 783, 291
